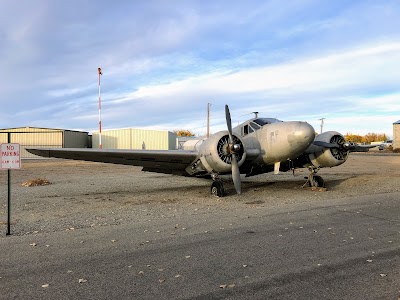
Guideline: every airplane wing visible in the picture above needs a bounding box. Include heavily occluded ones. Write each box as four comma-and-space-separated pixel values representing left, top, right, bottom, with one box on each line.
26, 148, 199, 176
348, 144, 378, 152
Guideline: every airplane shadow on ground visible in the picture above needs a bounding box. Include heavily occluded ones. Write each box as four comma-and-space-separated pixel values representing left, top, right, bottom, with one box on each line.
133, 174, 357, 196
222, 175, 357, 195
74, 175, 357, 200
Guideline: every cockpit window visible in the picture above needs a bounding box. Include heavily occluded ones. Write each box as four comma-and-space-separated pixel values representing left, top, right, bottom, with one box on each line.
242, 121, 262, 136
238, 118, 283, 136
253, 118, 283, 126
250, 122, 261, 130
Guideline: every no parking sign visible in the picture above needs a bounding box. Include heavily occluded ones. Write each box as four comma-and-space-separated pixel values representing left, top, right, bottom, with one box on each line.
1, 143, 21, 235
1, 143, 21, 169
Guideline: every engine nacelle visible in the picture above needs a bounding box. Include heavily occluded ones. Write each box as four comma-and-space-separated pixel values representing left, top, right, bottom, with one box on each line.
197, 131, 246, 173
306, 131, 348, 168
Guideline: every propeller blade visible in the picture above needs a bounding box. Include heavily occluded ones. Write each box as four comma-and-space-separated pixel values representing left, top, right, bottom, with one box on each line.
231, 153, 241, 194
225, 105, 234, 144
225, 104, 241, 195
346, 144, 378, 152
313, 139, 377, 153
312, 141, 339, 148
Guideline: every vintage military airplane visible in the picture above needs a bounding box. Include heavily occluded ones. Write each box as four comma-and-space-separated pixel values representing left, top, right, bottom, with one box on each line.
27, 105, 375, 196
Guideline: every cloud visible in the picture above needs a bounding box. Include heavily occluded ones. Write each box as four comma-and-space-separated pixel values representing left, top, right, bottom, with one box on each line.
92, 40, 400, 137
103, 40, 400, 106
0, 1, 399, 139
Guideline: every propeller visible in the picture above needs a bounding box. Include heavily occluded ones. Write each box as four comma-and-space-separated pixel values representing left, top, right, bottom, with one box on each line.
313, 140, 377, 152
225, 105, 242, 194
312, 141, 339, 148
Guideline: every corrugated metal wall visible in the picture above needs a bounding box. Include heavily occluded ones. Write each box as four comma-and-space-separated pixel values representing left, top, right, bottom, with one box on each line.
92, 128, 177, 150
0, 127, 89, 158
394, 124, 400, 150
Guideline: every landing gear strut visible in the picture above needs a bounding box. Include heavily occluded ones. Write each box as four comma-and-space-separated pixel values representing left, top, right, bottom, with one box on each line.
303, 167, 326, 188
210, 174, 225, 197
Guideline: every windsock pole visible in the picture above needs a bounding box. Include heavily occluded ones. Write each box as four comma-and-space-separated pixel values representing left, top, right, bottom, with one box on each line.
98, 67, 103, 149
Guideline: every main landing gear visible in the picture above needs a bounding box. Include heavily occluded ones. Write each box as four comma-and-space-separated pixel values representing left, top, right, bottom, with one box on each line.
210, 174, 225, 197
303, 167, 326, 188
211, 180, 225, 197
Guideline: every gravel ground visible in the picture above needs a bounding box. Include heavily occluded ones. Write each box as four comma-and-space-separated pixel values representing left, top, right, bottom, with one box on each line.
1, 153, 399, 237
1, 153, 400, 300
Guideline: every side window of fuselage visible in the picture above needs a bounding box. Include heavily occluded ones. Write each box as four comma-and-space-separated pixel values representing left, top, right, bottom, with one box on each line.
243, 125, 249, 135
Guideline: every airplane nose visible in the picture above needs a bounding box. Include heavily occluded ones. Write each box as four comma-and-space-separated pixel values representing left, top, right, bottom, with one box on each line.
288, 122, 315, 150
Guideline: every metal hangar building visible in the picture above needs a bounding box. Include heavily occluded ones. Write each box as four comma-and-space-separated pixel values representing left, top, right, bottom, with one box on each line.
0, 127, 90, 158
393, 120, 400, 150
91, 128, 177, 150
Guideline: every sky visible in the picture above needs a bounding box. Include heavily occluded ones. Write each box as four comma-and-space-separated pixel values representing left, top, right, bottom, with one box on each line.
1, 0, 400, 138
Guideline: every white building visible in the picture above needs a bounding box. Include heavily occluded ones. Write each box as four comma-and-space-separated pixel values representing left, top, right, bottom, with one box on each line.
92, 128, 177, 150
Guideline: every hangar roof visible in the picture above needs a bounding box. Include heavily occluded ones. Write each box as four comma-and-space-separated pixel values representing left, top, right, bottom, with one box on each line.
0, 126, 88, 133
394, 120, 400, 124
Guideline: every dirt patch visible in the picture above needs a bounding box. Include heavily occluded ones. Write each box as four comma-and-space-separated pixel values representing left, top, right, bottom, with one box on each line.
21, 178, 51, 187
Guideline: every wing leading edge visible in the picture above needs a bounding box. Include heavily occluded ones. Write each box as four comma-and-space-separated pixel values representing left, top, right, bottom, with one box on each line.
26, 148, 199, 176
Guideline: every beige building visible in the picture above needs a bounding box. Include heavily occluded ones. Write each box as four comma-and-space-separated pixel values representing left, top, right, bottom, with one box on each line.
0, 127, 89, 158
394, 120, 400, 150
92, 128, 177, 150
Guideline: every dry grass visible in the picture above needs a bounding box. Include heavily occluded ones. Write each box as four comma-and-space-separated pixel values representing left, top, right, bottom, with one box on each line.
21, 178, 51, 187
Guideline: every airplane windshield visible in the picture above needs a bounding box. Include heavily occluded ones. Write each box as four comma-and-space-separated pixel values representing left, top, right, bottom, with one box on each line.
253, 118, 283, 126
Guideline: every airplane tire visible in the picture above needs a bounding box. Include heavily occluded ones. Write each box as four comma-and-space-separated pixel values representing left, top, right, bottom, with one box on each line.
311, 175, 325, 188
211, 181, 225, 197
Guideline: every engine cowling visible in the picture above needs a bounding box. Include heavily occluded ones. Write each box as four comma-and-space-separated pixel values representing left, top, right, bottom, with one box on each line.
307, 131, 349, 168
198, 131, 246, 173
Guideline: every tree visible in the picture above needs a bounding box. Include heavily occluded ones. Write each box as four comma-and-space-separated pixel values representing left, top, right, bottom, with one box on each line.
173, 129, 195, 137
345, 133, 363, 143
364, 132, 387, 143
345, 132, 387, 143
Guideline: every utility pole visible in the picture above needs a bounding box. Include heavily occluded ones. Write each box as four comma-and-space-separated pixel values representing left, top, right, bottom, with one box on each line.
206, 103, 211, 138
318, 118, 326, 134
98, 67, 103, 149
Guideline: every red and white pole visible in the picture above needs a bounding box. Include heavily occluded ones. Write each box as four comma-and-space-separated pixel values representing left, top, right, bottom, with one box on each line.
98, 67, 102, 149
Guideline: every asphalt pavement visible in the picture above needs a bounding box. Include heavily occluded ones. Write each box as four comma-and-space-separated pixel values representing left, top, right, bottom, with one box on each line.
1, 191, 399, 299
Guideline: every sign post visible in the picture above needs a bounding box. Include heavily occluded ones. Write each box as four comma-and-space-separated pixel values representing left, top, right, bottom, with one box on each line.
1, 135, 21, 236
